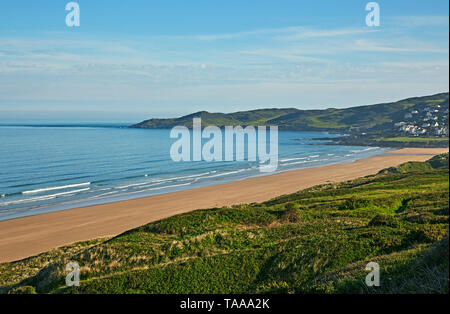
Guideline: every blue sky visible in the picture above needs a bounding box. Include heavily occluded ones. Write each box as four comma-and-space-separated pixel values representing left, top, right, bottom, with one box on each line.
0, 0, 448, 122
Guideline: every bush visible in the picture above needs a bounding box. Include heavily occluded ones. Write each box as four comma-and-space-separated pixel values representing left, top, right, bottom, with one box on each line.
368, 214, 399, 227
397, 162, 433, 173
9, 286, 37, 294
257, 281, 289, 293
285, 203, 297, 211
282, 205, 301, 223
427, 153, 449, 169
409, 225, 448, 243
339, 196, 373, 210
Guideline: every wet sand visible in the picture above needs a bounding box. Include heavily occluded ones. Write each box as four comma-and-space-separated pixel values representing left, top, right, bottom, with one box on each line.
0, 147, 447, 263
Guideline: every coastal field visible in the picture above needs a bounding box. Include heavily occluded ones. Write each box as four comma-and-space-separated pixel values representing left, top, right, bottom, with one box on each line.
0, 150, 448, 294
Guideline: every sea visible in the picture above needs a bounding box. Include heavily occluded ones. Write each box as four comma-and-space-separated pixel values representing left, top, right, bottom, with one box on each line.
0, 124, 391, 221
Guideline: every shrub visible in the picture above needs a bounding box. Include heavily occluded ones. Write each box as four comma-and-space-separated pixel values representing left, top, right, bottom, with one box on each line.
427, 153, 449, 169
282, 206, 301, 223
9, 286, 37, 294
378, 167, 398, 174
285, 203, 297, 211
339, 196, 373, 210
409, 225, 448, 243
403, 212, 435, 224
397, 162, 433, 173
368, 214, 399, 227
257, 281, 289, 293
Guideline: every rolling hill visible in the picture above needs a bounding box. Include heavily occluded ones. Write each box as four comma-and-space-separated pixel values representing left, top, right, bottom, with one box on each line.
130, 92, 449, 133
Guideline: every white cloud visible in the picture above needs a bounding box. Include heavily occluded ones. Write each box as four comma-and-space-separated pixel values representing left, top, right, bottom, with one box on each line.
158, 26, 378, 42
274, 28, 378, 41
353, 39, 448, 53
0, 21, 448, 113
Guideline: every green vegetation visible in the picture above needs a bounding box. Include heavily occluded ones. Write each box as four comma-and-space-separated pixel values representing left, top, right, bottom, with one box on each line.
428, 153, 449, 169
130, 93, 447, 130
1, 154, 448, 294
130, 92, 449, 148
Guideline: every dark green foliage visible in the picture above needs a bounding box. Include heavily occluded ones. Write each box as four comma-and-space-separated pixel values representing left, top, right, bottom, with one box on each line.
339, 196, 373, 210
1, 154, 448, 294
408, 225, 448, 244
281, 204, 301, 223
312, 236, 449, 294
397, 162, 433, 173
428, 153, 449, 169
8, 286, 37, 294
368, 214, 399, 227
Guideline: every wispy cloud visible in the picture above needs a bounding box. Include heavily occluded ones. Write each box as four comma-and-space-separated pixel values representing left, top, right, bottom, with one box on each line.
159, 26, 377, 42
274, 28, 378, 41
0, 20, 448, 111
353, 39, 448, 53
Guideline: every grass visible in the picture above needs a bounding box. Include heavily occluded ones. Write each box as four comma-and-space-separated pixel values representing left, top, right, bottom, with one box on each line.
0, 154, 448, 294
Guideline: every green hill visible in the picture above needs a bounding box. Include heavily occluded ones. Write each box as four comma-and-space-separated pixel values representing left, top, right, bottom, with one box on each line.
130, 92, 449, 133
1, 154, 448, 294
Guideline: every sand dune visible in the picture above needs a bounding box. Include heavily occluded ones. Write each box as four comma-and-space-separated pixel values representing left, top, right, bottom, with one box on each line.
0, 147, 447, 263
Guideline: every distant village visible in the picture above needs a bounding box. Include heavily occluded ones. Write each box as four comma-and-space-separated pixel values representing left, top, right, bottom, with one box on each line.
394, 105, 449, 137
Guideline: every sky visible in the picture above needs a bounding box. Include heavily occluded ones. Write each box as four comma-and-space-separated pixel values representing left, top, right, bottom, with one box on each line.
0, 0, 448, 123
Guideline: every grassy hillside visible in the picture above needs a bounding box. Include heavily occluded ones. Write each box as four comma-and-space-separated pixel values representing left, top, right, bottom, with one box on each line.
1, 154, 448, 294
130, 93, 448, 133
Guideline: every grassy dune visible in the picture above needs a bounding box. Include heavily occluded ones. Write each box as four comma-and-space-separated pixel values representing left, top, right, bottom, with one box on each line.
1, 154, 448, 294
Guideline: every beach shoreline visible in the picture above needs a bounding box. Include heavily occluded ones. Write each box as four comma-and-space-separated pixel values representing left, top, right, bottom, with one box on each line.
0, 147, 447, 263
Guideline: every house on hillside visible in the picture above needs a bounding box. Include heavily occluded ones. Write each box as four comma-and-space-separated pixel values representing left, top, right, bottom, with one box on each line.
400, 124, 413, 132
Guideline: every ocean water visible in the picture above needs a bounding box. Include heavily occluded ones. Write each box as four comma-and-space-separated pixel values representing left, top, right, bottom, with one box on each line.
0, 125, 391, 221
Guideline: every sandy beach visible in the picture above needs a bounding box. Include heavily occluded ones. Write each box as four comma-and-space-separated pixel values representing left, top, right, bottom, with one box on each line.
0, 147, 447, 263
